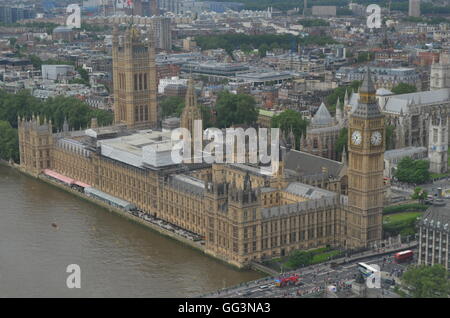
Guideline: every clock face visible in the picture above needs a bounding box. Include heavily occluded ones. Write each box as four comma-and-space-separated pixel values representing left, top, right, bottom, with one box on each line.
371, 131, 382, 146
370, 131, 382, 146
351, 130, 362, 145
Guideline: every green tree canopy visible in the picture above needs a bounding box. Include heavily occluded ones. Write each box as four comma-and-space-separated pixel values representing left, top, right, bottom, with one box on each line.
402, 264, 450, 298
215, 91, 257, 128
411, 187, 428, 204
160, 96, 185, 119
326, 80, 361, 111
297, 19, 330, 27
385, 124, 395, 150
194, 33, 336, 55
0, 90, 113, 163
356, 51, 375, 63
258, 43, 270, 57
335, 127, 348, 156
394, 157, 430, 184
391, 83, 417, 95
271, 109, 308, 150
0, 120, 19, 162
0, 90, 113, 131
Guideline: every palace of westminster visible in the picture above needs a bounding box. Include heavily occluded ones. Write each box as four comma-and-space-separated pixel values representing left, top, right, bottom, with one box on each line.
17, 25, 448, 268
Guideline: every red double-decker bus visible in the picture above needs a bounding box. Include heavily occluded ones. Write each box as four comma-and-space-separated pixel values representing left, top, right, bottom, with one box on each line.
394, 250, 414, 263
274, 275, 299, 287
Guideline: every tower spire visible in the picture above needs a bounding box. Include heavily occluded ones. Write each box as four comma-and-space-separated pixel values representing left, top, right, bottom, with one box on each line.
181, 77, 202, 135
352, 67, 382, 118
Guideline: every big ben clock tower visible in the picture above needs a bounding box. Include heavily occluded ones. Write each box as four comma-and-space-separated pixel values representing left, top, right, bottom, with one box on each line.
346, 67, 385, 249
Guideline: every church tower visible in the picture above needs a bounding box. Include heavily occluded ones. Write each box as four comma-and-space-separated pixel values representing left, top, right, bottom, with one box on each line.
180, 78, 202, 134
346, 67, 385, 249
112, 24, 158, 129
428, 110, 448, 174
430, 53, 450, 90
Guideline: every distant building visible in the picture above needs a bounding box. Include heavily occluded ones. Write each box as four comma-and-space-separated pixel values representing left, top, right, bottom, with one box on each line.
312, 6, 336, 16
151, 16, 172, 51
158, 76, 188, 94
53, 26, 76, 42
164, 83, 187, 97
336, 66, 421, 91
257, 109, 276, 129
0, 6, 35, 24
409, 0, 421, 18
41, 65, 75, 81
161, 117, 180, 131
182, 37, 196, 51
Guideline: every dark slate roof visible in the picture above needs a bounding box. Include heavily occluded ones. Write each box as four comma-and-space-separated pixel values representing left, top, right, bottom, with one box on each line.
284, 149, 344, 179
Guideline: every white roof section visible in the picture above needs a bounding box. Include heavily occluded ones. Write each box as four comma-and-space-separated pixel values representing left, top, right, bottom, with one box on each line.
98, 130, 182, 168
384, 146, 427, 160
376, 88, 393, 96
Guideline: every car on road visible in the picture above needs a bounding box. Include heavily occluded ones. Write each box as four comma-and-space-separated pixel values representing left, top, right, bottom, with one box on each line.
383, 278, 395, 286
259, 285, 269, 289
236, 290, 253, 297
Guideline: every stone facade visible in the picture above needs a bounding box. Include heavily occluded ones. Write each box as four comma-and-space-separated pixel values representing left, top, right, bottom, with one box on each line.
112, 25, 158, 129
428, 111, 448, 174
346, 67, 385, 249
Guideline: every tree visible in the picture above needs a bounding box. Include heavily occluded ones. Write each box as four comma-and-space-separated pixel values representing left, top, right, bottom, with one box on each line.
392, 83, 417, 95
29, 54, 43, 69
215, 91, 257, 128
394, 157, 430, 184
357, 51, 374, 63
326, 80, 361, 110
411, 187, 428, 204
258, 43, 270, 57
402, 265, 450, 298
160, 96, 185, 119
0, 90, 113, 131
76, 67, 90, 84
335, 127, 348, 156
385, 124, 395, 150
271, 109, 308, 150
285, 250, 313, 269
0, 120, 19, 162
8, 37, 17, 48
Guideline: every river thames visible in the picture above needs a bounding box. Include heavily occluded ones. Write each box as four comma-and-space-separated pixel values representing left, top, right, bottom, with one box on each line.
0, 165, 263, 297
